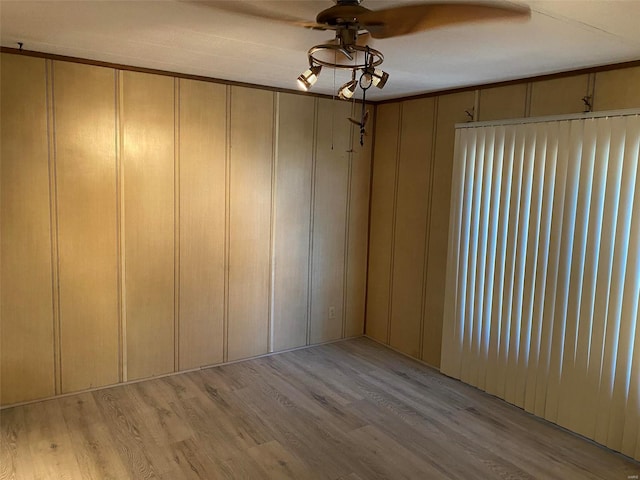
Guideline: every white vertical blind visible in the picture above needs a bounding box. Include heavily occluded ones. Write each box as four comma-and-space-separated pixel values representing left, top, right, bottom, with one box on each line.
441, 112, 640, 461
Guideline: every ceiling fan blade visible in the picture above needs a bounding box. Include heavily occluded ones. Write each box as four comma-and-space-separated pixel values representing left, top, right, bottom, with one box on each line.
359, 2, 531, 39
186, 1, 331, 30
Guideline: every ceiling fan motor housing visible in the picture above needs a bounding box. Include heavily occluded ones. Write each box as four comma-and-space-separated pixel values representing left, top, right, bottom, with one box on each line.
337, 27, 360, 47
316, 3, 370, 26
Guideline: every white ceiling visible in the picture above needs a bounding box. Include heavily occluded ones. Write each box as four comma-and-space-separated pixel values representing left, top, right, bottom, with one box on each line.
2, 0, 640, 100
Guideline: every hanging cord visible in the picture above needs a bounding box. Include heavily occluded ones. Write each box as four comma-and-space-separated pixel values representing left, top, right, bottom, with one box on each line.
331, 47, 337, 150
360, 88, 366, 146
356, 47, 373, 146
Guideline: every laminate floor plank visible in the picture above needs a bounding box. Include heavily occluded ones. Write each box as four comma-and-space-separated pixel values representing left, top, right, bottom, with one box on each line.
93, 388, 172, 479
234, 383, 359, 479
337, 474, 364, 480
348, 424, 448, 479
249, 356, 367, 433
0, 407, 33, 480
180, 395, 259, 462
246, 440, 321, 480
186, 375, 273, 448
342, 379, 518, 480
24, 400, 84, 480
1, 337, 638, 479
344, 398, 472, 479
286, 348, 367, 404
59, 393, 129, 480
129, 382, 193, 446
352, 370, 544, 478
167, 437, 232, 480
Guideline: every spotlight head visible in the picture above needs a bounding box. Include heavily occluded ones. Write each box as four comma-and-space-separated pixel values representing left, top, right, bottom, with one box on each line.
372, 69, 389, 89
338, 79, 358, 100
297, 65, 322, 91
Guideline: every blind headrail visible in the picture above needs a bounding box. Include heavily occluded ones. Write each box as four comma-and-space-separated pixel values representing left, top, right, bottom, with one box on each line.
456, 108, 640, 129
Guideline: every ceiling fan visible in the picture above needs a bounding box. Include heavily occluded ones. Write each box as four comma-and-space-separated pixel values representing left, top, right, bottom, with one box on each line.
200, 0, 530, 90
196, 0, 530, 143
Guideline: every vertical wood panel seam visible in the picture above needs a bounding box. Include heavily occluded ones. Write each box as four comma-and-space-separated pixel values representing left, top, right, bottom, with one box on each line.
362, 104, 378, 336
268, 92, 279, 353
115, 69, 124, 383
591, 73, 599, 109
473, 90, 480, 121
419, 99, 439, 360
223, 85, 231, 362
342, 101, 356, 338
174, 78, 180, 372
387, 102, 403, 345
307, 97, 319, 346
587, 73, 596, 109
117, 70, 128, 382
45, 59, 62, 395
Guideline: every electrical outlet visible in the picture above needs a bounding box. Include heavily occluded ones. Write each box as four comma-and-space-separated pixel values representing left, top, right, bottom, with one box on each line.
328, 306, 336, 319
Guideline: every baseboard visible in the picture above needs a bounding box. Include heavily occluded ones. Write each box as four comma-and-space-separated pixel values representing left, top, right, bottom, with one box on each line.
0, 335, 365, 411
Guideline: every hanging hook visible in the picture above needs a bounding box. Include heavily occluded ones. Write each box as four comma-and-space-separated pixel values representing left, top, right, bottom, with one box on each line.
465, 107, 475, 122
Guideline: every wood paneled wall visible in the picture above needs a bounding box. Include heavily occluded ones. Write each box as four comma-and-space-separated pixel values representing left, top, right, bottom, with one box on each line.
0, 53, 372, 406
390, 98, 435, 359
272, 94, 315, 352
178, 79, 226, 371
366, 103, 400, 344
121, 71, 176, 381
3, 50, 637, 405
227, 87, 274, 361
310, 99, 352, 344
1, 55, 56, 405
366, 65, 640, 368
54, 62, 120, 392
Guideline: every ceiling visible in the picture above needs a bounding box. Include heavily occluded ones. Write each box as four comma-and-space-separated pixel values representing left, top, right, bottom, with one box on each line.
2, 0, 640, 100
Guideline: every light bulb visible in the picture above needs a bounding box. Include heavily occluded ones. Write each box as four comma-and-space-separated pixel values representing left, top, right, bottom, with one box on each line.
338, 79, 357, 100
297, 65, 322, 91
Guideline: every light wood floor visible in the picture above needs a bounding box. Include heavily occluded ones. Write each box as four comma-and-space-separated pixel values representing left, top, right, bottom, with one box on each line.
1, 337, 638, 479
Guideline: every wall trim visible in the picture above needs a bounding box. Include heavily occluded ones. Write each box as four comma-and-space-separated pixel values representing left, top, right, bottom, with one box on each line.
375, 59, 640, 105
3, 47, 639, 106
173, 78, 181, 372
268, 92, 279, 353
223, 86, 232, 363
0, 47, 335, 101
45, 59, 62, 396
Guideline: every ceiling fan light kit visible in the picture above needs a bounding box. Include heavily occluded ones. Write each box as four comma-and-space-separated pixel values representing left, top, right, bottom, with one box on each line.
299, 39, 388, 98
